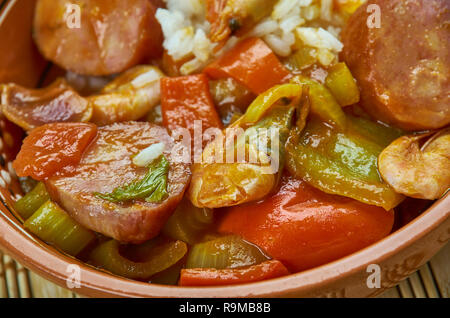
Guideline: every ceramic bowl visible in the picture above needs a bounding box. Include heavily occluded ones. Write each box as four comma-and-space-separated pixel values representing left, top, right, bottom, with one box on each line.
0, 0, 448, 298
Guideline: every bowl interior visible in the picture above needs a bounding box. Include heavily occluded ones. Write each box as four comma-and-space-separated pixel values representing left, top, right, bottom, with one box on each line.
0, 0, 448, 298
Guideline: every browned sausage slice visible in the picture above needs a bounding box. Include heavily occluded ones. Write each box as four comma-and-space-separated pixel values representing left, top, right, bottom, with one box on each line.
34, 0, 163, 76
44, 122, 190, 243
341, 0, 450, 131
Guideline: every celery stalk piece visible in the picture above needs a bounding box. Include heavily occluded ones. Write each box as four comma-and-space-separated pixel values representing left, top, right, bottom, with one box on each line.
24, 200, 95, 256
291, 75, 347, 130
186, 236, 269, 270
149, 261, 185, 285
90, 239, 187, 280
14, 182, 50, 221
162, 198, 214, 245
325, 62, 360, 107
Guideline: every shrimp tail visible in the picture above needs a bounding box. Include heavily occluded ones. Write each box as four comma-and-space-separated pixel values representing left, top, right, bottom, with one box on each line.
207, 0, 233, 43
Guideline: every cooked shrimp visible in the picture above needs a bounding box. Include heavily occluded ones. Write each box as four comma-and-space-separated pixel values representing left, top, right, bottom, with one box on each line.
378, 129, 450, 200
188, 131, 278, 208
89, 66, 164, 125
1, 66, 164, 128
189, 103, 300, 208
207, 0, 277, 43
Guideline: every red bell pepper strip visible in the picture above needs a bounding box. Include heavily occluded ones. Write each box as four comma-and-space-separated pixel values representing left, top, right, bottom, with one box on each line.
161, 73, 223, 136
219, 175, 394, 272
13, 123, 97, 180
204, 37, 291, 94
178, 260, 289, 286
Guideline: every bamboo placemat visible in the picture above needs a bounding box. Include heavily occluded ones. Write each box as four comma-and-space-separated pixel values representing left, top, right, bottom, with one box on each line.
1, 242, 448, 298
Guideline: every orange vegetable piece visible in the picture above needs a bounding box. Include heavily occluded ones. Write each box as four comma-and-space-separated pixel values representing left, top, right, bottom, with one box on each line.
204, 37, 291, 94
179, 260, 289, 286
13, 123, 97, 181
161, 74, 223, 136
219, 175, 394, 272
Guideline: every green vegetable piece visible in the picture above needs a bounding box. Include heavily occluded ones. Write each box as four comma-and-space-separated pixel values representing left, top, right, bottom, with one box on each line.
96, 156, 169, 203
246, 105, 295, 179
347, 115, 405, 148
325, 62, 360, 107
90, 239, 187, 280
162, 197, 214, 245
231, 83, 301, 129
149, 261, 185, 285
286, 115, 405, 210
284, 46, 318, 72
14, 182, 50, 220
24, 200, 95, 256
291, 75, 347, 130
242, 104, 294, 155
186, 235, 269, 270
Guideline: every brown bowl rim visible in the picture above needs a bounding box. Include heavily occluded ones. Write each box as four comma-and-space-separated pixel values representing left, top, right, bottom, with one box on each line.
0, 189, 448, 297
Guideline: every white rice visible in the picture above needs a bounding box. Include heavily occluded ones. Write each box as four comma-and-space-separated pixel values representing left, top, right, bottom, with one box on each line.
155, 0, 347, 75
297, 27, 343, 53
133, 142, 165, 167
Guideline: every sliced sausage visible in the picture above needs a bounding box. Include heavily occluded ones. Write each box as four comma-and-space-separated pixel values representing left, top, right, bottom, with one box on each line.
34, 0, 163, 76
44, 122, 191, 243
341, 0, 450, 130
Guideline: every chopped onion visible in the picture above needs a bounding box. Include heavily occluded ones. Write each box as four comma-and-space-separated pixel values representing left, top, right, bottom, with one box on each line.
133, 142, 165, 167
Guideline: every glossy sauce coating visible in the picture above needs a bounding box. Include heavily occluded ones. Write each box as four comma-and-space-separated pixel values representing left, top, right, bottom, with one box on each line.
13, 123, 97, 181
1, 79, 92, 131
341, 0, 450, 130
209, 78, 256, 125
44, 122, 191, 243
34, 0, 163, 75
219, 175, 394, 272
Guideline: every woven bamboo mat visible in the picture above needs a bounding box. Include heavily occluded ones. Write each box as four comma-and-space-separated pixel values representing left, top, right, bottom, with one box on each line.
1, 243, 448, 298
